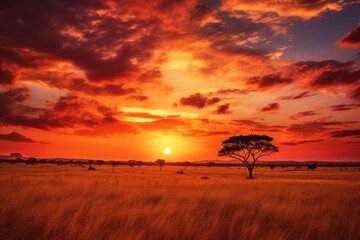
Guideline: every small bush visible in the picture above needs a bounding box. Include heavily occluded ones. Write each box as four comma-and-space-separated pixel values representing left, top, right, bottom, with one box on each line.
200, 176, 209, 179
176, 170, 184, 174
88, 165, 96, 171
307, 164, 317, 170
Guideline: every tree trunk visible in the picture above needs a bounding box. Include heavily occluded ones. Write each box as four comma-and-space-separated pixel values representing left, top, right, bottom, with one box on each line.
248, 167, 253, 179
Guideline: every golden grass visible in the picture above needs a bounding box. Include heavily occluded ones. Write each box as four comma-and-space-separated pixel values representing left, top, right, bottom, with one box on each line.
0, 164, 359, 240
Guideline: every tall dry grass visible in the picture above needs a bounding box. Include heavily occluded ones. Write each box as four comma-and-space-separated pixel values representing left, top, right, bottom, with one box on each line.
0, 164, 359, 240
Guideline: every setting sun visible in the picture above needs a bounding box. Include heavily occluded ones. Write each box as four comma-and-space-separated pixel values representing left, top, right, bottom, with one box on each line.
163, 147, 172, 155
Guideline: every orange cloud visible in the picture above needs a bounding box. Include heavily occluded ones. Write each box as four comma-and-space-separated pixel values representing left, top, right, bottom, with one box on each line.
338, 24, 360, 48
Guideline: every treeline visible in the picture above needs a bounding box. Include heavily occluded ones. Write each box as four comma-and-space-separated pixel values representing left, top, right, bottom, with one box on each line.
1, 157, 360, 168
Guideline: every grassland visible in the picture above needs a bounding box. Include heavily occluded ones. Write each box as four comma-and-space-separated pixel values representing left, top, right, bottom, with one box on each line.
0, 164, 359, 240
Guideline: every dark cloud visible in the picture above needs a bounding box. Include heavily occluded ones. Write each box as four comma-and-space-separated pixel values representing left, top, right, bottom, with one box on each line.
0, 132, 46, 143
68, 78, 137, 96
207, 88, 252, 96
282, 139, 323, 146
0, 88, 136, 135
329, 104, 360, 111
0, 0, 163, 82
348, 86, 360, 101
338, 24, 360, 48
0, 66, 18, 85
179, 93, 221, 109
329, 129, 360, 138
180, 129, 230, 137
247, 74, 293, 89
126, 95, 149, 102
292, 60, 360, 100
232, 119, 285, 132
292, 60, 354, 73
287, 120, 357, 136
200, 10, 272, 58
261, 102, 280, 112
289, 111, 319, 119
278, 91, 316, 100
311, 69, 360, 88
212, 104, 231, 114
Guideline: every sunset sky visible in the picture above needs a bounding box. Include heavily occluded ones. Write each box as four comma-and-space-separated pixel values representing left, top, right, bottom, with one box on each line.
0, 0, 359, 162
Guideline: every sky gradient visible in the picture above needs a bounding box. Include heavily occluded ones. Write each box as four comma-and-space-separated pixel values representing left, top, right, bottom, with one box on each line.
0, 0, 359, 162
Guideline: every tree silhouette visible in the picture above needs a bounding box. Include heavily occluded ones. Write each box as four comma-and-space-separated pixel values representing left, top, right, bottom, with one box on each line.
155, 159, 165, 170
128, 160, 135, 168
135, 160, 143, 168
218, 134, 278, 179
307, 163, 317, 170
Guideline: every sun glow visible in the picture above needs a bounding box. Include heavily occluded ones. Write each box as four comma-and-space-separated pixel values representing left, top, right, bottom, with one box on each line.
163, 147, 172, 155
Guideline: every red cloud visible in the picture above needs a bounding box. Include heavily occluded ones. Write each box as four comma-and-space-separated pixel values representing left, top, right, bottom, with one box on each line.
291, 60, 360, 100
261, 102, 280, 112
329, 104, 360, 111
247, 74, 293, 90
286, 120, 357, 137
212, 104, 231, 114
0, 88, 136, 135
179, 93, 221, 109
232, 119, 285, 132
338, 24, 360, 48
289, 111, 319, 119
0, 132, 46, 144
329, 129, 360, 138
282, 139, 323, 146
278, 91, 316, 100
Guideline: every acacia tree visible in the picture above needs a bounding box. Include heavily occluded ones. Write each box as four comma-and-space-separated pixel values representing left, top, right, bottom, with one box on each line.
218, 134, 278, 179
155, 159, 165, 170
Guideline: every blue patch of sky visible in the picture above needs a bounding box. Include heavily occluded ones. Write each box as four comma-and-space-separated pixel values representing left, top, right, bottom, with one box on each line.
280, 4, 360, 62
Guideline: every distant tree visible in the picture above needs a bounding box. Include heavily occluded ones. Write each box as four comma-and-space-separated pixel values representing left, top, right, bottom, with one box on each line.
218, 134, 278, 179
184, 161, 190, 170
135, 161, 143, 168
96, 160, 104, 166
307, 164, 317, 170
207, 162, 215, 168
28, 157, 37, 164
270, 165, 275, 170
155, 159, 165, 170
88, 165, 96, 171
128, 160, 135, 168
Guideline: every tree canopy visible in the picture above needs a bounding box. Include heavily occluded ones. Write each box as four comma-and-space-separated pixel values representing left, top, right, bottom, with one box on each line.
218, 134, 278, 178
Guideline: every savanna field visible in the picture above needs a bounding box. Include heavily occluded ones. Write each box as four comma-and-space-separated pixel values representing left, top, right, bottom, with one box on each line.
0, 163, 359, 240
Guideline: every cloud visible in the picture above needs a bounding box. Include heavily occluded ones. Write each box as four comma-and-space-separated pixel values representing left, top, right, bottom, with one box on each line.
286, 120, 357, 137
0, 0, 165, 84
0, 132, 46, 143
291, 60, 360, 100
126, 95, 149, 102
282, 139, 323, 146
222, 0, 343, 19
289, 111, 319, 119
329, 129, 360, 138
179, 93, 221, 109
329, 104, 360, 111
0, 67, 18, 86
338, 24, 360, 48
0, 88, 136, 135
232, 119, 285, 132
68, 78, 137, 96
347, 86, 360, 101
247, 74, 293, 90
180, 129, 231, 137
261, 102, 280, 112
311, 69, 360, 88
207, 88, 252, 96
212, 104, 231, 114
278, 91, 317, 100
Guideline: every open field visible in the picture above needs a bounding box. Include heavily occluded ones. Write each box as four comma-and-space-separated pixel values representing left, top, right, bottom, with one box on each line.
0, 164, 359, 240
